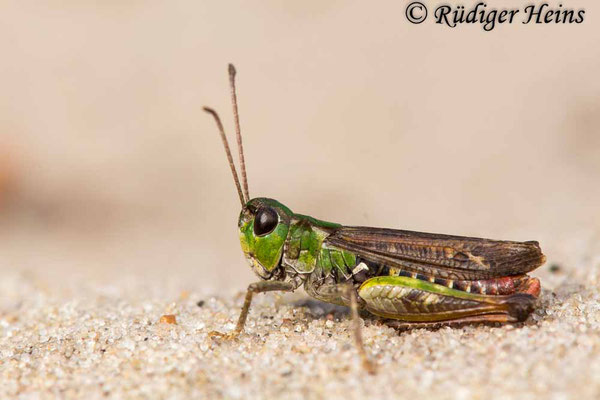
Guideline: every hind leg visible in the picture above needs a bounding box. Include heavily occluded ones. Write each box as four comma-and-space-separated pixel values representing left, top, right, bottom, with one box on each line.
358, 276, 538, 324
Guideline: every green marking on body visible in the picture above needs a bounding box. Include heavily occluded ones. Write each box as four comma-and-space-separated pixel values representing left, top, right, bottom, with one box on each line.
293, 213, 341, 229
342, 250, 356, 268
285, 218, 330, 273
287, 223, 302, 259
330, 250, 346, 271
319, 248, 333, 274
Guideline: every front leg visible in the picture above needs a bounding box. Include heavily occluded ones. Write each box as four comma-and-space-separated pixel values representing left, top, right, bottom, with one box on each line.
210, 281, 295, 339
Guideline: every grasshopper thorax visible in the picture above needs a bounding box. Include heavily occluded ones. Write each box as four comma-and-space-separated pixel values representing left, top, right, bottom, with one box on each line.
238, 198, 294, 280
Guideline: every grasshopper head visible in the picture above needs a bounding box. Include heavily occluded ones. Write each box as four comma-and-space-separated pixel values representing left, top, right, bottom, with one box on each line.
238, 198, 293, 279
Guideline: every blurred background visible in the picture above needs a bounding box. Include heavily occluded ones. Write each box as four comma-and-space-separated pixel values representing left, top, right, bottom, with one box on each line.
0, 1, 598, 292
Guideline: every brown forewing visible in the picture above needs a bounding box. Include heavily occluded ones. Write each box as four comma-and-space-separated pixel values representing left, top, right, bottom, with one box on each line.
325, 226, 546, 280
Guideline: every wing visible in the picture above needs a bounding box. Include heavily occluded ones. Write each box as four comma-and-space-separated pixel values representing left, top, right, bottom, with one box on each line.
324, 226, 546, 280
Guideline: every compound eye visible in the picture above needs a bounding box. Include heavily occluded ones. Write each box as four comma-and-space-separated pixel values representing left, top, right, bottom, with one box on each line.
254, 207, 278, 236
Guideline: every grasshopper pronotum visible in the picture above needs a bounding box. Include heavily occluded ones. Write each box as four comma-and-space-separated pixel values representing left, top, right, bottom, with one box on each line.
204, 65, 545, 373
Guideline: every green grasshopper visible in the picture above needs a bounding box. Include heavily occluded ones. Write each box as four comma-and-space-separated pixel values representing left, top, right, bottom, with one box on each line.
204, 65, 545, 373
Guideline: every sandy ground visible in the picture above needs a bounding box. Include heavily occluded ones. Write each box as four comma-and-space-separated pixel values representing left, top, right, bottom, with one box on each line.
1, 252, 599, 400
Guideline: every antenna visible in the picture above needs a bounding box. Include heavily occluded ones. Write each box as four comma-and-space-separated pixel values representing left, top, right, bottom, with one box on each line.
228, 64, 250, 202
202, 107, 246, 207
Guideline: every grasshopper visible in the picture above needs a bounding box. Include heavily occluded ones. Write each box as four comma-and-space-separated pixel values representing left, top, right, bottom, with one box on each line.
203, 65, 545, 373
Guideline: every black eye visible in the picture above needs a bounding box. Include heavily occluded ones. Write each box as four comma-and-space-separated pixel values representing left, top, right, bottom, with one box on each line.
254, 207, 278, 236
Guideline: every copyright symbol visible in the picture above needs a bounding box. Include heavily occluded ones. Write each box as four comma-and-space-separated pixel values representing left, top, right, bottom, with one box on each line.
406, 2, 428, 24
